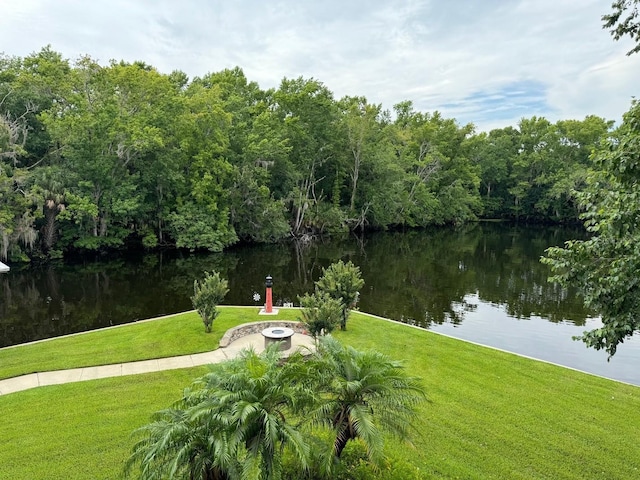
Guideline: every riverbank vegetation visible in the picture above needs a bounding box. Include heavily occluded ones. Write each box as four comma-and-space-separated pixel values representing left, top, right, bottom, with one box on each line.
1, 47, 616, 262
0, 309, 638, 479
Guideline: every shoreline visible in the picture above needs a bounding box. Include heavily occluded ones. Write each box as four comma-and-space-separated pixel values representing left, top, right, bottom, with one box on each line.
2, 306, 637, 389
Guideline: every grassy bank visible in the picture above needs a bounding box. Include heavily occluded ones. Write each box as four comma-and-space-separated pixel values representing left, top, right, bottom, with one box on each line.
0, 309, 639, 479
0, 307, 300, 380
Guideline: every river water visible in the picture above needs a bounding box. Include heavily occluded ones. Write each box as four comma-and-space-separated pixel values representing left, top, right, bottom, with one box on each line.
1, 223, 638, 385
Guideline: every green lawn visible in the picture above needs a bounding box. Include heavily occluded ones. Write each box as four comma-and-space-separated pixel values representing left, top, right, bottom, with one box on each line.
0, 309, 639, 479
0, 307, 301, 380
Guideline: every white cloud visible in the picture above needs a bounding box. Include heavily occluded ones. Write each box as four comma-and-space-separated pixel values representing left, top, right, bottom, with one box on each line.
0, 0, 637, 131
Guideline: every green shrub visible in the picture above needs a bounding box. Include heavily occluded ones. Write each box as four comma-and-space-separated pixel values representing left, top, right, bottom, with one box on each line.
298, 292, 343, 339
315, 260, 364, 330
191, 270, 229, 332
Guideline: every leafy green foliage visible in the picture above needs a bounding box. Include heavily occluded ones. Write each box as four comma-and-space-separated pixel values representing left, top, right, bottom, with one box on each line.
127, 336, 424, 480
315, 260, 364, 330
127, 345, 315, 480
191, 271, 229, 332
0, 47, 619, 261
127, 345, 313, 480
0, 167, 39, 260
603, 0, 640, 55
169, 82, 238, 252
169, 201, 238, 252
467, 116, 611, 221
228, 165, 290, 243
543, 100, 640, 357
297, 291, 343, 339
126, 401, 236, 480
311, 336, 425, 467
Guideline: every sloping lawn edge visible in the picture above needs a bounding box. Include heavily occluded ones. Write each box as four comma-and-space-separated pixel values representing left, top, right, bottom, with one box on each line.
0, 312, 638, 479
0, 307, 301, 380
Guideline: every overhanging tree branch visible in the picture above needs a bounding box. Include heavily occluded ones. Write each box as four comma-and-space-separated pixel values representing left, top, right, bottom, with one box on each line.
603, 0, 640, 55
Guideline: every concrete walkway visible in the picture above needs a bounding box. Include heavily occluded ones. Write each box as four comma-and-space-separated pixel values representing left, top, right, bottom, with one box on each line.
0, 332, 315, 396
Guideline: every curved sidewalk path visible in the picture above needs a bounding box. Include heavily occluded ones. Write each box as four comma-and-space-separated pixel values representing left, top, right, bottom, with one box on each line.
0, 332, 315, 396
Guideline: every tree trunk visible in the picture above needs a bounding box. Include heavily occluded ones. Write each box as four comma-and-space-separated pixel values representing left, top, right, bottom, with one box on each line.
42, 204, 57, 251
340, 308, 348, 331
99, 215, 108, 237
333, 420, 355, 458
350, 150, 361, 211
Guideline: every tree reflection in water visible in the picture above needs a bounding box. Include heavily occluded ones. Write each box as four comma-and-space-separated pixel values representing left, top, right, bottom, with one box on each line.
0, 224, 591, 348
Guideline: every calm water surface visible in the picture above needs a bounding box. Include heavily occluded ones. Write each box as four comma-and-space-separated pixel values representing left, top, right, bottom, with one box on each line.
1, 223, 638, 385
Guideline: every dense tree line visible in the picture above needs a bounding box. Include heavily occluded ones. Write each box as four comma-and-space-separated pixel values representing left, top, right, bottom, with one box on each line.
0, 46, 613, 261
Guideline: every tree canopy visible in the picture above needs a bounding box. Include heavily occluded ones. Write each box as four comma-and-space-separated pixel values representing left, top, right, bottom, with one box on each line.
0, 46, 615, 262
543, 100, 640, 357
538, 3, 640, 358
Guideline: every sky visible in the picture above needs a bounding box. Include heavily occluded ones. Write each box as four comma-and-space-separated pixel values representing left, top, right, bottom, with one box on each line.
1, 0, 638, 132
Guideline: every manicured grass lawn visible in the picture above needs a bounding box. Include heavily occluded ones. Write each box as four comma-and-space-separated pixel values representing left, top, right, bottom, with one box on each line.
341, 313, 640, 479
0, 309, 639, 479
0, 367, 208, 480
0, 307, 301, 380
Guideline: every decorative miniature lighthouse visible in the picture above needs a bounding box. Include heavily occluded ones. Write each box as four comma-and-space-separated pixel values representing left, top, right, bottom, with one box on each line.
259, 274, 278, 315
265, 275, 273, 313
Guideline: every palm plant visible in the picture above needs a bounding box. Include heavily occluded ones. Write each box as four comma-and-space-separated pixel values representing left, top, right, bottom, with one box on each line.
311, 336, 425, 466
128, 344, 316, 480
197, 345, 315, 480
127, 339, 424, 479
32, 166, 66, 253
125, 393, 237, 480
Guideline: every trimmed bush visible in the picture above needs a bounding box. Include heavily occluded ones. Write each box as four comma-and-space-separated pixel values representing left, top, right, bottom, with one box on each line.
191, 270, 229, 332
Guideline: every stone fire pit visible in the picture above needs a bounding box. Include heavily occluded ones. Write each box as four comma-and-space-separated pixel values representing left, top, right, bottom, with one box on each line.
261, 326, 295, 351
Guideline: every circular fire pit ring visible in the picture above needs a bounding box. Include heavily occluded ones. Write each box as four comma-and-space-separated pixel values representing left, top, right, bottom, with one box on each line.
261, 327, 295, 351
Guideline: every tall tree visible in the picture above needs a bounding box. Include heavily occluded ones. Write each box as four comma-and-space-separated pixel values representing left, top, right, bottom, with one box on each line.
0, 82, 38, 260
338, 96, 383, 212
31, 166, 66, 253
41, 58, 175, 251
387, 103, 480, 226
0, 47, 72, 259
227, 165, 290, 243
166, 81, 237, 251
466, 127, 519, 217
543, 100, 640, 357
541, 116, 611, 221
272, 77, 340, 236
0, 167, 38, 260
509, 116, 559, 219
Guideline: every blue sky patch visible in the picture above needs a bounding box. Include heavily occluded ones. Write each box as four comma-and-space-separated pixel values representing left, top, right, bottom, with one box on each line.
438, 80, 554, 130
